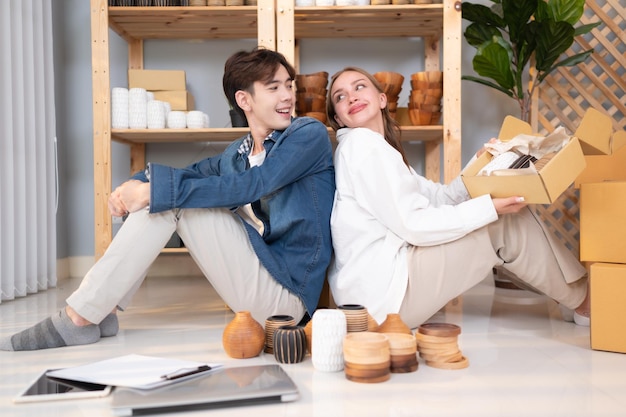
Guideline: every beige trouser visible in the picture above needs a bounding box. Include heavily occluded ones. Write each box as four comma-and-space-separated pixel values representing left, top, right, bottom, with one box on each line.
67, 208, 305, 325
399, 207, 587, 328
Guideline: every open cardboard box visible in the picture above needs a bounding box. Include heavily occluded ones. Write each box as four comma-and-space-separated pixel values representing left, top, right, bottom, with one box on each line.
461, 113, 591, 205
575, 130, 626, 187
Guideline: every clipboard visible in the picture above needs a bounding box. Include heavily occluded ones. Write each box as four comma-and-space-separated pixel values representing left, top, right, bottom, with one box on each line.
46, 354, 222, 390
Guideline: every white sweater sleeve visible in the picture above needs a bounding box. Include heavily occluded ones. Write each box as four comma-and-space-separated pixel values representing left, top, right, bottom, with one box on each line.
336, 128, 498, 247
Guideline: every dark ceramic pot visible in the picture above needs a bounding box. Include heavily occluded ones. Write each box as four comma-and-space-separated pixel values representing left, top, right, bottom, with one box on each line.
273, 325, 307, 364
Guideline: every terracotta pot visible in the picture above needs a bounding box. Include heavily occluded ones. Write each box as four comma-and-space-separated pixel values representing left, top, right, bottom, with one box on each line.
222, 311, 265, 359
377, 313, 412, 335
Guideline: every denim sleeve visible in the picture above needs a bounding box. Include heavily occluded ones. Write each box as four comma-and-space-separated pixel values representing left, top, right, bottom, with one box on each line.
148, 119, 332, 213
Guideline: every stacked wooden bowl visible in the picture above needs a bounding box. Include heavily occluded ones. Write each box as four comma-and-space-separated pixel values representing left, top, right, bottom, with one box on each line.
373, 71, 404, 119
295, 72, 329, 124
385, 332, 418, 373
408, 71, 443, 126
343, 332, 391, 383
415, 322, 468, 369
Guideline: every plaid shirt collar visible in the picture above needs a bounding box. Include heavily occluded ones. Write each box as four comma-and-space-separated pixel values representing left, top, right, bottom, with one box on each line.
237, 131, 277, 156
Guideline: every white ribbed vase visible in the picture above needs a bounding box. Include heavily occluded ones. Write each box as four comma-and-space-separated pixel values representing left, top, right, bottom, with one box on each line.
311, 309, 347, 372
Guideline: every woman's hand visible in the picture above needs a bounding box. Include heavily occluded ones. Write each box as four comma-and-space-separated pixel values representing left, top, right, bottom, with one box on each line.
108, 180, 150, 216
492, 196, 527, 215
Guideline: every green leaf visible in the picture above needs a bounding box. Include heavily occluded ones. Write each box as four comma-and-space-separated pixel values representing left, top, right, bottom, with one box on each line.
462, 3, 506, 28
464, 23, 503, 48
472, 42, 516, 90
537, 50, 594, 82
547, 0, 585, 25
501, 0, 537, 43
461, 75, 515, 98
575, 22, 602, 36
535, 20, 575, 72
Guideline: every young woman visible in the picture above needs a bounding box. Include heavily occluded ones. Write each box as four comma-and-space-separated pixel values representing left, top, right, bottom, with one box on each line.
326, 67, 589, 328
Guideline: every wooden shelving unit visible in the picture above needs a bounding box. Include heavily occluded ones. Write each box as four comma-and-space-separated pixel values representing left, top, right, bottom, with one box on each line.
90, 0, 461, 258
276, 0, 462, 184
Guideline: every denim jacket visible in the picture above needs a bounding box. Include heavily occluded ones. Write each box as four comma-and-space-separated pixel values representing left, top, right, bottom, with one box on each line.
131, 117, 335, 316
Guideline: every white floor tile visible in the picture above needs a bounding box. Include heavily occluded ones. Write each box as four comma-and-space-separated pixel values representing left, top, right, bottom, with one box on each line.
1, 275, 624, 417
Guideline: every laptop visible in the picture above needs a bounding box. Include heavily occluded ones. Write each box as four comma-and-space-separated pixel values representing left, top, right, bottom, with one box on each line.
110, 364, 299, 416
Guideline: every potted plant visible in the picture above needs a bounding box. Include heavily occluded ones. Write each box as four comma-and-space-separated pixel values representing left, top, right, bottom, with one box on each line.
461, 0, 600, 122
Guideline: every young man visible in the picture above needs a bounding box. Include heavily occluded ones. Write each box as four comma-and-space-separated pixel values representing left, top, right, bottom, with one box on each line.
1, 47, 335, 351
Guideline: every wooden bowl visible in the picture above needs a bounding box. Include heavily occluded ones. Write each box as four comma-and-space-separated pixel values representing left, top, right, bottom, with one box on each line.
296, 96, 326, 113
301, 111, 327, 124
408, 103, 441, 113
410, 71, 443, 83
409, 92, 442, 105
297, 87, 327, 96
409, 109, 441, 126
344, 361, 391, 383
410, 80, 443, 91
295, 74, 328, 90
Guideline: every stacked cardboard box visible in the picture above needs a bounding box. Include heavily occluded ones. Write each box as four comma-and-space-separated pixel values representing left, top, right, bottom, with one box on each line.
128, 69, 195, 111
575, 110, 626, 354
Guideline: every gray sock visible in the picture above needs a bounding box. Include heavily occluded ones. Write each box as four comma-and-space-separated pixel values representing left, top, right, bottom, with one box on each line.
0, 309, 100, 351
99, 313, 119, 337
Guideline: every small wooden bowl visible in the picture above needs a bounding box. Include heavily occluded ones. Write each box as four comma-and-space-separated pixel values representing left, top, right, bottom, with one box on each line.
410, 71, 443, 83
344, 361, 391, 383
409, 92, 442, 105
410, 79, 443, 91
409, 109, 434, 126
295, 74, 328, 90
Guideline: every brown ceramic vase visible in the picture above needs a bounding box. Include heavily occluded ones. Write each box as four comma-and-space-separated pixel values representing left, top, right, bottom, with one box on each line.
222, 311, 265, 359
377, 313, 412, 335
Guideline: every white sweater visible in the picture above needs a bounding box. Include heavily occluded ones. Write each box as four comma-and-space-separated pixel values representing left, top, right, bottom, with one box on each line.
328, 127, 498, 323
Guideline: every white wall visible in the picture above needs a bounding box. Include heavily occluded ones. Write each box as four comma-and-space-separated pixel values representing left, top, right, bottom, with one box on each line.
53, 0, 520, 261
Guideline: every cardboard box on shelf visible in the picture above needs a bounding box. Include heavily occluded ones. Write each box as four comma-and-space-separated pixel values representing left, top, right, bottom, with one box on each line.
575, 130, 626, 187
461, 116, 585, 204
580, 181, 626, 264
128, 69, 186, 92
152, 90, 195, 111
590, 262, 626, 354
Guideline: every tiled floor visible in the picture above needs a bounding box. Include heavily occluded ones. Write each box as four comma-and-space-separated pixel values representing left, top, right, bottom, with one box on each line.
1, 274, 625, 417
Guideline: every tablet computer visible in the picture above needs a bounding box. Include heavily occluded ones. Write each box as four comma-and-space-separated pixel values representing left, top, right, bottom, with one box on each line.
14, 369, 112, 403
111, 364, 299, 416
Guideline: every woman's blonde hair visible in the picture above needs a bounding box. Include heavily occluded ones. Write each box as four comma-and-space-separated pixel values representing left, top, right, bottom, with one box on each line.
326, 66, 409, 168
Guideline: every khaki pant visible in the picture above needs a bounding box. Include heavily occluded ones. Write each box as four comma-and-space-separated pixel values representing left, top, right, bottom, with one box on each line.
399, 207, 587, 328
67, 208, 305, 325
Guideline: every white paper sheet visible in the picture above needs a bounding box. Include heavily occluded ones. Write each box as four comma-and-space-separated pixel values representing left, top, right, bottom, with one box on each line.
46, 354, 222, 390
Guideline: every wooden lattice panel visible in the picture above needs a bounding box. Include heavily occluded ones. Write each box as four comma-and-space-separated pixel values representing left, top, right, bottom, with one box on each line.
532, 0, 625, 258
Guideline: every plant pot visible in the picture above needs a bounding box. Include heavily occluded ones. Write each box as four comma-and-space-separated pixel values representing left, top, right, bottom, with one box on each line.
229, 109, 248, 128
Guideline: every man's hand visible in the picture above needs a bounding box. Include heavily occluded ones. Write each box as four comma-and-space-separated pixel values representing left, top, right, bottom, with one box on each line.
492, 196, 527, 215
108, 180, 150, 217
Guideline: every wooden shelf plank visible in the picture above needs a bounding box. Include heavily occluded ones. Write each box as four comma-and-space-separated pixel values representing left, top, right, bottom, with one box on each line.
292, 5, 444, 39
111, 125, 442, 144
107, 5, 443, 41
108, 6, 260, 40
